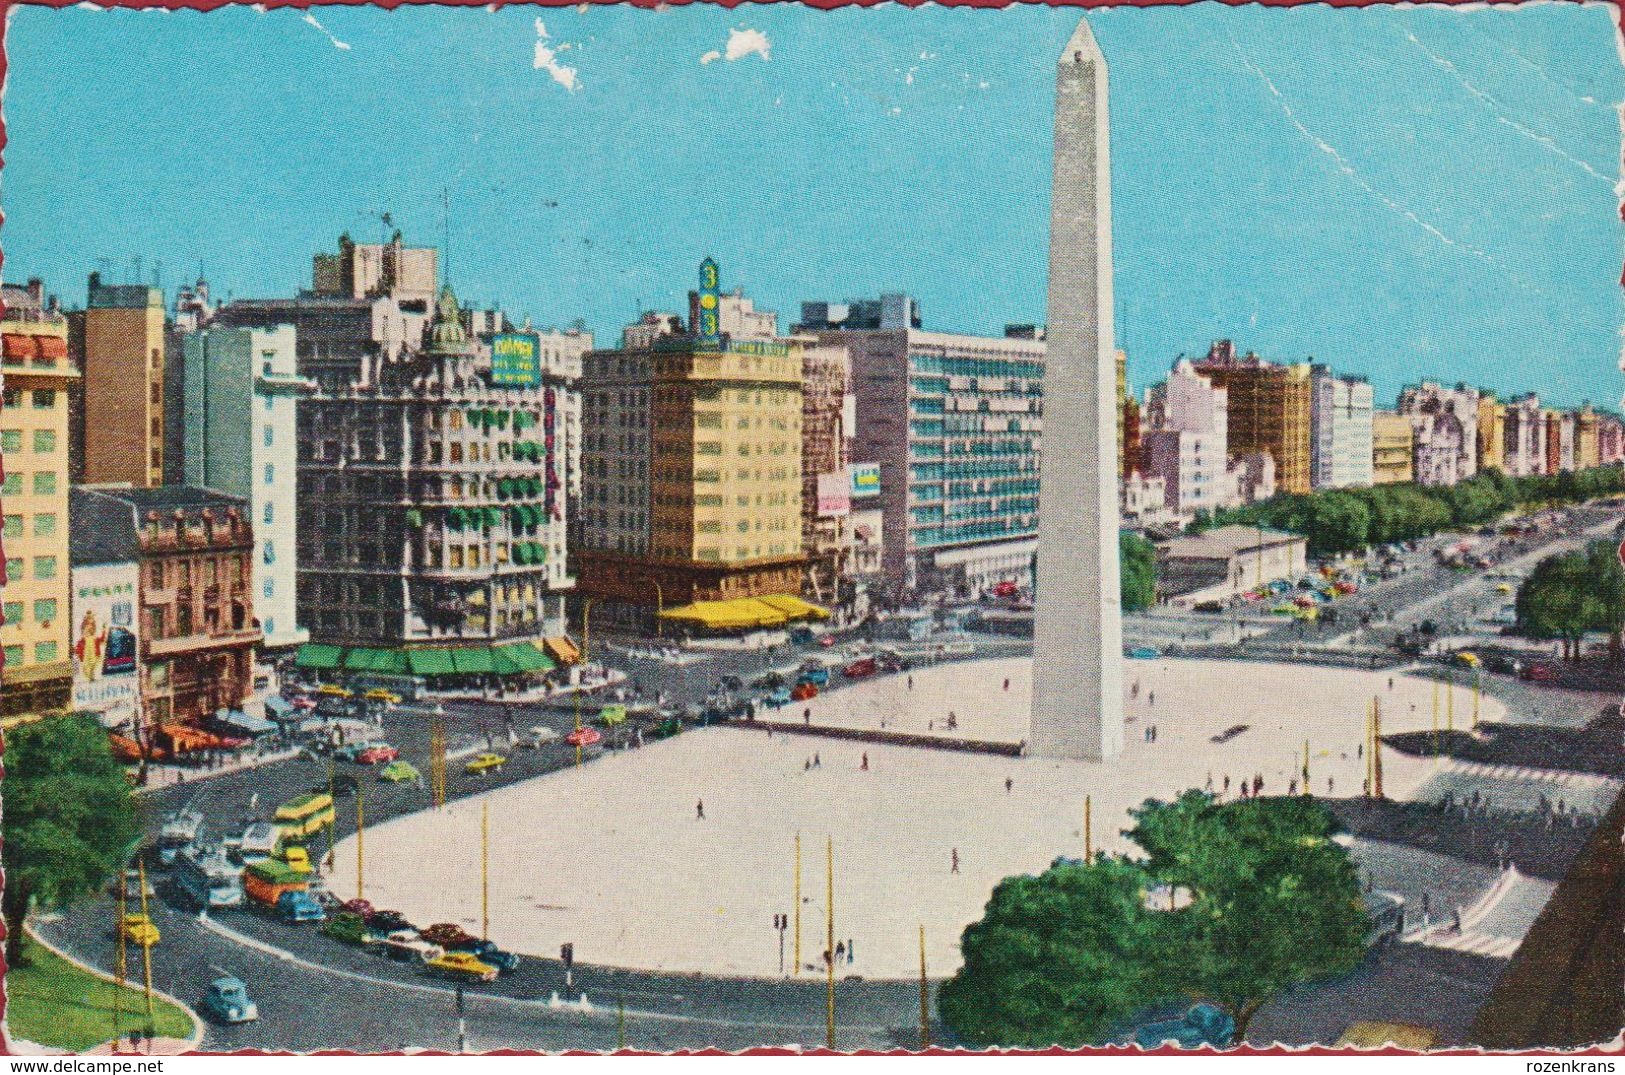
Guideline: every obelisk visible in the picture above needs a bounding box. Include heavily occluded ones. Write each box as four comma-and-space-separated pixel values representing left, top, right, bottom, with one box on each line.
1031, 16, 1124, 762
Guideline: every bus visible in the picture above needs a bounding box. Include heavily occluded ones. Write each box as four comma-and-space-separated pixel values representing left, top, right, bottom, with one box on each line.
274, 793, 336, 842
157, 809, 204, 866
173, 845, 245, 910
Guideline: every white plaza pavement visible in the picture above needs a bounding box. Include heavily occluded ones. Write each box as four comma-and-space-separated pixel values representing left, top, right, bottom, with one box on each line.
333, 658, 1503, 981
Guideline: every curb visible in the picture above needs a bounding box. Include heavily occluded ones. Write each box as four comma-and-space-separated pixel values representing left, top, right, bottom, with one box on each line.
17, 926, 205, 1053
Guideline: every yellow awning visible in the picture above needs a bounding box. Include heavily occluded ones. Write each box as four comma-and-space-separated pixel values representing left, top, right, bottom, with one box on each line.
660, 598, 790, 629
754, 594, 831, 621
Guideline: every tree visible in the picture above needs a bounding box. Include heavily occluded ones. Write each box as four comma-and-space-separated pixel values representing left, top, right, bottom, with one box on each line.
939, 857, 1173, 1047
1304, 492, 1370, 556
1516, 550, 1598, 661
1127, 791, 1369, 1040
2, 715, 142, 967
1120, 532, 1158, 612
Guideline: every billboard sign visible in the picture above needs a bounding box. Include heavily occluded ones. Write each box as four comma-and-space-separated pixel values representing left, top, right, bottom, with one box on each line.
849, 462, 881, 498
817, 473, 851, 518
491, 332, 542, 387
697, 258, 721, 343
72, 561, 140, 729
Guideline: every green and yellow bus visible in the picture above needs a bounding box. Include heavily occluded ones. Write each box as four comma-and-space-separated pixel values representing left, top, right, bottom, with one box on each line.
274, 792, 336, 842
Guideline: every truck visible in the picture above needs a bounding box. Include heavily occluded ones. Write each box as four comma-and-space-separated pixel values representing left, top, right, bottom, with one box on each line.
243, 858, 314, 911
173, 845, 246, 910
157, 809, 204, 867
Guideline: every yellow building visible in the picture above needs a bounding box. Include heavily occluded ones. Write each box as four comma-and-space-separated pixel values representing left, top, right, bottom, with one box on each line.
1477, 394, 1506, 474
1576, 404, 1601, 470
576, 331, 805, 612
82, 273, 166, 487
1371, 411, 1415, 485
1, 279, 78, 724
1195, 341, 1313, 495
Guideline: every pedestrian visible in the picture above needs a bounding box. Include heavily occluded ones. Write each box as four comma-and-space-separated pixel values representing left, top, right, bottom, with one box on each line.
835, 941, 845, 961
907, 675, 914, 691
861, 752, 869, 771
1288, 777, 1297, 796
696, 799, 705, 820
847, 939, 855, 964
1357, 742, 1363, 759
951, 848, 960, 874
1206, 771, 1214, 791
1004, 776, 1013, 794
1327, 776, 1334, 794
1149, 691, 1155, 707
804, 707, 812, 725
1388, 677, 1394, 690
814, 753, 822, 768
1003, 677, 1010, 692
805, 758, 811, 772
1223, 774, 1230, 792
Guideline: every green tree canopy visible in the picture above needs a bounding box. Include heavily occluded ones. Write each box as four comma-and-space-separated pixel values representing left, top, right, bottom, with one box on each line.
938, 857, 1171, 1048
1120, 532, 1158, 612
2, 715, 142, 967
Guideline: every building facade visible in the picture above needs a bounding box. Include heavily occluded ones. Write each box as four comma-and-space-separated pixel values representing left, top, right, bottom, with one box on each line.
1503, 394, 1547, 477
1193, 340, 1313, 496
1398, 382, 1479, 486
1309, 365, 1374, 489
69, 558, 141, 731
1575, 406, 1599, 471
798, 336, 855, 603
1155, 525, 1308, 606
1477, 394, 1506, 474
1142, 359, 1230, 517
80, 274, 168, 487
1371, 410, 1415, 485
576, 300, 805, 612
183, 325, 313, 651
0, 279, 77, 722
799, 303, 1045, 598
71, 486, 261, 729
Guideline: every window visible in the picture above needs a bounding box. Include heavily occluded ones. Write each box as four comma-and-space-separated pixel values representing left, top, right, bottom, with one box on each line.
2, 517, 18, 540
150, 562, 166, 589
2, 473, 21, 496
263, 541, 276, 565
33, 556, 56, 580
0, 431, 20, 452
33, 513, 55, 537
31, 390, 55, 410
1, 390, 19, 409
264, 502, 274, 526
3, 646, 21, 668
264, 463, 275, 485
4, 558, 21, 581
32, 430, 55, 453
33, 472, 56, 495
264, 616, 275, 636
34, 641, 58, 664
263, 578, 275, 599
3, 602, 22, 624
263, 426, 274, 447
33, 599, 56, 623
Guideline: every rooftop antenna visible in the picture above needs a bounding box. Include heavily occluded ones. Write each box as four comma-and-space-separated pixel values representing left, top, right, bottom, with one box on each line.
153, 259, 163, 293
441, 185, 452, 286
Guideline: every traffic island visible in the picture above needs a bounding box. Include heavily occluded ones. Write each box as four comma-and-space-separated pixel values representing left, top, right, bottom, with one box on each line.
5, 933, 199, 1054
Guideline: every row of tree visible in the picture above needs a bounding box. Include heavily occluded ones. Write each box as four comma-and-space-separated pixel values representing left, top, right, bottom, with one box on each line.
1190, 466, 1625, 558
939, 791, 1369, 1047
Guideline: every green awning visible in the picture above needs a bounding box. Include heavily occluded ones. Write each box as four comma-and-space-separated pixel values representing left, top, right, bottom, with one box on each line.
466, 409, 483, 426
451, 647, 496, 675
513, 543, 530, 565
345, 647, 390, 671
490, 647, 524, 676
484, 507, 503, 528
497, 410, 511, 427
406, 508, 423, 528
531, 541, 547, 563
494, 642, 554, 673
407, 648, 456, 676
373, 650, 408, 676
499, 478, 514, 499
296, 643, 343, 670
527, 504, 543, 527
446, 507, 467, 532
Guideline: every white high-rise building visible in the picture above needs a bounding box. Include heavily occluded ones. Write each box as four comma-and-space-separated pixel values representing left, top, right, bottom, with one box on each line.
1310, 366, 1374, 490
1143, 360, 1229, 517
1031, 16, 1124, 763
183, 324, 313, 651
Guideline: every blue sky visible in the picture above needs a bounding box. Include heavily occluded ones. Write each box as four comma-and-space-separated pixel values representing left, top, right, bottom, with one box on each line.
4, 2, 1623, 408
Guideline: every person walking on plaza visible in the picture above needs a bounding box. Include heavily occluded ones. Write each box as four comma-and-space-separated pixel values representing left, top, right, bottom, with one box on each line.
1005, 776, 1013, 794
814, 753, 822, 769
1223, 774, 1231, 793
951, 848, 960, 874
861, 752, 869, 771
907, 675, 914, 691
803, 707, 812, 725
805, 758, 812, 772
1003, 677, 1010, 692
696, 799, 705, 821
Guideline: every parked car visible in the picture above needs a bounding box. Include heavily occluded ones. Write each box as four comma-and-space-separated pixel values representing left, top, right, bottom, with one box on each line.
451, 938, 522, 974
1453, 651, 1481, 669
353, 743, 400, 765
199, 976, 259, 1024
564, 728, 602, 748
517, 726, 560, 750
842, 657, 878, 679
278, 890, 327, 924
364, 688, 402, 705
464, 752, 506, 775
796, 666, 830, 688
315, 684, 354, 699
421, 923, 481, 950
310, 772, 361, 800
1520, 662, 1558, 683
764, 686, 793, 709
364, 909, 413, 934
1132, 1003, 1236, 1050
1192, 600, 1225, 613
323, 912, 382, 947
426, 951, 499, 983
790, 682, 819, 702
1126, 646, 1161, 660
380, 759, 421, 783
381, 930, 444, 964
341, 898, 375, 918
120, 913, 160, 947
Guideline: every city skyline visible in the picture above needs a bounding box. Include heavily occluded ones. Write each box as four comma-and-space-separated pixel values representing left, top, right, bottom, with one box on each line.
5, 2, 1623, 410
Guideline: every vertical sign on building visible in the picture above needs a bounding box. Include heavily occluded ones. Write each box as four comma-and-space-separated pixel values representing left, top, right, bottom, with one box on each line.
697, 258, 721, 344
491, 333, 543, 387
544, 388, 560, 520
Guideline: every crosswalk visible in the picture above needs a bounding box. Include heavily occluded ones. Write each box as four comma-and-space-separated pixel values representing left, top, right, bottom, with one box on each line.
1405, 866, 1559, 962
1442, 759, 1620, 792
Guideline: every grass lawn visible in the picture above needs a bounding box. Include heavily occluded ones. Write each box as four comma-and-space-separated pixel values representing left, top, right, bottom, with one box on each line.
6, 935, 193, 1052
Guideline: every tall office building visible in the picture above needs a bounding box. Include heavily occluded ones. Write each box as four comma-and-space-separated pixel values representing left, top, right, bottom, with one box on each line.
1476, 393, 1506, 474
1398, 382, 1479, 487
1195, 341, 1313, 495
1371, 411, 1415, 485
0, 278, 77, 723
183, 325, 313, 652
576, 270, 805, 617
1141, 360, 1229, 517
1030, 16, 1124, 763
1309, 365, 1374, 490
80, 274, 168, 487
798, 305, 1044, 598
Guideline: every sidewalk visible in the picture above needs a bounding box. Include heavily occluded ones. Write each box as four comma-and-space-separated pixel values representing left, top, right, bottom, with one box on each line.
133, 746, 302, 795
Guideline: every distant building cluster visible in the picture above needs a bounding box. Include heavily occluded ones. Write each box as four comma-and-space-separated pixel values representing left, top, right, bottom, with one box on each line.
0, 245, 1619, 742
1119, 338, 1623, 528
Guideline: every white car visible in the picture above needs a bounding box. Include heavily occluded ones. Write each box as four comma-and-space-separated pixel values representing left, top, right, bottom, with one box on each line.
517, 726, 560, 750
381, 930, 444, 964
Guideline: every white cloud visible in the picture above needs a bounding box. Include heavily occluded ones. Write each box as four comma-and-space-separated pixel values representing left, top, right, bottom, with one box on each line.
700, 50, 721, 65
533, 17, 580, 93
302, 12, 350, 51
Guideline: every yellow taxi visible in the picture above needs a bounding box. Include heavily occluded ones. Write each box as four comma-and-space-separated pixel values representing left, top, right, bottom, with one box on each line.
316, 684, 354, 699
427, 951, 498, 983
1495, 582, 1514, 594
464, 753, 507, 776
364, 688, 402, 705
121, 913, 161, 947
